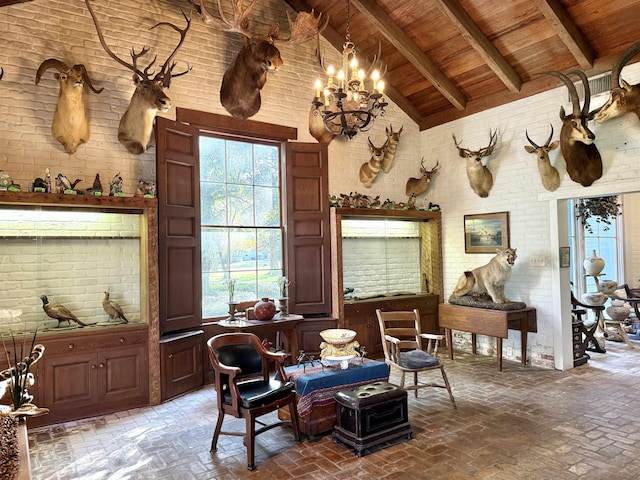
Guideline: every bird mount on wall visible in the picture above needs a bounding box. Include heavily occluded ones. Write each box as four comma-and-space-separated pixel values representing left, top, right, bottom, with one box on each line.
452, 130, 497, 198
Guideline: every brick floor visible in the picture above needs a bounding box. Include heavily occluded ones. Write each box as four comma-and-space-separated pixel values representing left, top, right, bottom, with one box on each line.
28, 341, 640, 479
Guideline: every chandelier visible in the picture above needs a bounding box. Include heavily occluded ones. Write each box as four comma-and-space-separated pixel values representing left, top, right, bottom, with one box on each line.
311, 0, 387, 140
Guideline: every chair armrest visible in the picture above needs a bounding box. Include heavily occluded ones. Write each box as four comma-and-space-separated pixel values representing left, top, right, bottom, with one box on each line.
384, 334, 401, 344
420, 333, 444, 341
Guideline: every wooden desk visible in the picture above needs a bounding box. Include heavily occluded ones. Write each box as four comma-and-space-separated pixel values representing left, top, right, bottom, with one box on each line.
438, 303, 537, 371
217, 314, 304, 365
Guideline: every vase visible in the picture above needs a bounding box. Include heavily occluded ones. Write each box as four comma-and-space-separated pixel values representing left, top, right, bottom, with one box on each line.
581, 292, 605, 306
254, 298, 276, 320
606, 300, 630, 321
583, 250, 605, 275
278, 297, 289, 316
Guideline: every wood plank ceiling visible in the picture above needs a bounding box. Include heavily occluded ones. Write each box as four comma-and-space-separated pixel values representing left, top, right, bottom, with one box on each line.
284, 0, 640, 130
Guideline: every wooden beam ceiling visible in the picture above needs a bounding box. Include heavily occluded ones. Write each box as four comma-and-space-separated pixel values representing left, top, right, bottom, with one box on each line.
433, 0, 522, 93
531, 0, 594, 69
351, 0, 467, 110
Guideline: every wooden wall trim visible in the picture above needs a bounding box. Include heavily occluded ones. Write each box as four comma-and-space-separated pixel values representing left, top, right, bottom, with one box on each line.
175, 108, 297, 142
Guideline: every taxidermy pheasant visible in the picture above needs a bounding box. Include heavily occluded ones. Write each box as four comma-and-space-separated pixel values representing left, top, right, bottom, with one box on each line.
102, 292, 128, 323
40, 295, 87, 327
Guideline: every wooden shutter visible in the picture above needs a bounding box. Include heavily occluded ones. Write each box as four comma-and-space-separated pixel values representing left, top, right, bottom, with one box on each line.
156, 117, 202, 334
285, 142, 331, 315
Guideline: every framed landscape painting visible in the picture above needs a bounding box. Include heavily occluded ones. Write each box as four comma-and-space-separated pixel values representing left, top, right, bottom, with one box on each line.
464, 212, 510, 253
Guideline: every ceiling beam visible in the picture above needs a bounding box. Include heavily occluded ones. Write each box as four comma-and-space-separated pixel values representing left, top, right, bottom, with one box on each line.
350, 0, 467, 111
282, 0, 423, 124
531, 0, 594, 69
433, 0, 522, 93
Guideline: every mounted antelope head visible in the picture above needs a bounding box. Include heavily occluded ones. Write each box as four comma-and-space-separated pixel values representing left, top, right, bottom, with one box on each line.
524, 124, 560, 192
594, 41, 640, 123
542, 70, 602, 187
192, 0, 326, 120
406, 158, 439, 206
85, 0, 191, 155
452, 130, 497, 198
35, 59, 103, 154
359, 137, 388, 188
382, 124, 403, 173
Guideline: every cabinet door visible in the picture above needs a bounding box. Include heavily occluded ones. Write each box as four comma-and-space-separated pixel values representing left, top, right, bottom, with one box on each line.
99, 346, 148, 406
160, 333, 204, 401
41, 353, 98, 410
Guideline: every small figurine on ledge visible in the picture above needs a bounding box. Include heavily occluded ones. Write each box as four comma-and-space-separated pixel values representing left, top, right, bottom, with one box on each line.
109, 172, 124, 196
135, 180, 156, 198
450, 248, 526, 310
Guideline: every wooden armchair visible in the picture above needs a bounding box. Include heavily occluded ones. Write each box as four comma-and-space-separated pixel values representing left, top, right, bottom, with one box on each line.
376, 309, 456, 408
207, 333, 300, 470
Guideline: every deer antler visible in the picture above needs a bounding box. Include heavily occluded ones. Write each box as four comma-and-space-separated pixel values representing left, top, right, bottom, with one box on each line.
452, 134, 470, 154
481, 129, 498, 156
191, 0, 257, 38
275, 9, 328, 44
150, 11, 192, 87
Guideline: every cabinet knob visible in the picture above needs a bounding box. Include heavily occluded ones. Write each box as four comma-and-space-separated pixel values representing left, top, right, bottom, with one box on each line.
168, 354, 173, 359
68, 343, 74, 350
91, 364, 96, 369
99, 363, 105, 368
120, 338, 125, 344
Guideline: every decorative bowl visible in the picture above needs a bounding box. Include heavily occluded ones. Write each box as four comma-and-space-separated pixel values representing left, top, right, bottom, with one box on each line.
319, 328, 357, 345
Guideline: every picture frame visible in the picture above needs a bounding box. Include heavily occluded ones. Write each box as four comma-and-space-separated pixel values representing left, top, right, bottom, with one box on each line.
464, 212, 510, 254
560, 246, 571, 268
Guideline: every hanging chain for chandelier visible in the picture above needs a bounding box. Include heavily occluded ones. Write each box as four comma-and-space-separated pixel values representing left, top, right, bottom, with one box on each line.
311, 0, 387, 140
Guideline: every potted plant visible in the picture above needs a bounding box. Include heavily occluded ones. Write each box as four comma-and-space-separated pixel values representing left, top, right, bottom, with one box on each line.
575, 196, 621, 234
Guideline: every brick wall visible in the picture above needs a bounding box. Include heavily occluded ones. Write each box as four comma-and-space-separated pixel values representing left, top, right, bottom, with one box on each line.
0, 210, 141, 331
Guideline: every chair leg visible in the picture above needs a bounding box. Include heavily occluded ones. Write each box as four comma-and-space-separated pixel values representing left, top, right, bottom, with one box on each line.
246, 414, 256, 470
440, 367, 457, 409
288, 401, 301, 442
413, 371, 419, 397
211, 411, 225, 452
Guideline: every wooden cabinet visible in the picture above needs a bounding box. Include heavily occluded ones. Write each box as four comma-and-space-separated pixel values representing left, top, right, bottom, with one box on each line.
343, 295, 439, 358
18, 325, 149, 427
160, 330, 204, 401
331, 207, 444, 358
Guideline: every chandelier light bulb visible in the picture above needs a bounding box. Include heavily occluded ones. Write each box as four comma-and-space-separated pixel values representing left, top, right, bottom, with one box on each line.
314, 79, 322, 98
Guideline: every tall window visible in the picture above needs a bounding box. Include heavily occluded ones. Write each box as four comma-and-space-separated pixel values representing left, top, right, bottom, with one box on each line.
200, 135, 283, 318
569, 197, 623, 295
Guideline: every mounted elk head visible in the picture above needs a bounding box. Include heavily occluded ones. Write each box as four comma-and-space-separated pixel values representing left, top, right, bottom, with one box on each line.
85, 0, 191, 155
452, 130, 497, 198
406, 158, 439, 206
35, 59, 103, 154
382, 124, 403, 173
594, 41, 640, 123
524, 124, 560, 192
542, 70, 602, 187
359, 137, 388, 188
192, 0, 326, 120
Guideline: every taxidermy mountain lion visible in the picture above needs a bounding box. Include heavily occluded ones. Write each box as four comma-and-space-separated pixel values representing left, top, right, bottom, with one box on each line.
453, 248, 517, 304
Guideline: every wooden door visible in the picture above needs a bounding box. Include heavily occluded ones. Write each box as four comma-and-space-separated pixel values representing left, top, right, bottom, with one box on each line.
160, 330, 204, 401
156, 117, 202, 333
285, 142, 331, 316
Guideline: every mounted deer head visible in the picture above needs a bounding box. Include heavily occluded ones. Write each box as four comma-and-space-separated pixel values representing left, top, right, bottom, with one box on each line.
406, 158, 439, 206
85, 0, 191, 155
382, 124, 403, 173
452, 130, 497, 198
524, 124, 560, 191
192, 0, 326, 120
359, 137, 388, 188
35, 59, 103, 154
594, 41, 640, 123
542, 70, 602, 187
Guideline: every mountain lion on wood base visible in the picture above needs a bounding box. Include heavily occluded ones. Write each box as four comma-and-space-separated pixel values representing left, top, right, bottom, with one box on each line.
453, 248, 517, 304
